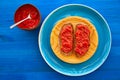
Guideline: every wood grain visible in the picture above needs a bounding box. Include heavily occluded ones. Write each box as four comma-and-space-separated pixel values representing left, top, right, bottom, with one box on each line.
0, 0, 120, 79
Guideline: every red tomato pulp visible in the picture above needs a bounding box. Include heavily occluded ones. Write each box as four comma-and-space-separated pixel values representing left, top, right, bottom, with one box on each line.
14, 4, 40, 30
60, 23, 73, 53
75, 24, 90, 56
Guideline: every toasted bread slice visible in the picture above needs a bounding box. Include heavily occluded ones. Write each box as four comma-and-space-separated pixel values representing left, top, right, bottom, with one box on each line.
59, 23, 73, 55
74, 24, 90, 57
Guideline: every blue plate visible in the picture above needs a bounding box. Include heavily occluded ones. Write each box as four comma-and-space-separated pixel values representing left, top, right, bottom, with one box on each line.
38, 4, 111, 76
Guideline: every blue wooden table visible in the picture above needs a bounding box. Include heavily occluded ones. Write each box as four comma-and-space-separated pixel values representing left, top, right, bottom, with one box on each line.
0, 0, 120, 80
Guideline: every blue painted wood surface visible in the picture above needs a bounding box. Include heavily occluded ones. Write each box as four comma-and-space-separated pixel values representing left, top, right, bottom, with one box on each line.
0, 0, 120, 80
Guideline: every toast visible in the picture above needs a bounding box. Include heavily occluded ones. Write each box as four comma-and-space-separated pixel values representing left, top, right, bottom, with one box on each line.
59, 23, 73, 56
74, 24, 90, 57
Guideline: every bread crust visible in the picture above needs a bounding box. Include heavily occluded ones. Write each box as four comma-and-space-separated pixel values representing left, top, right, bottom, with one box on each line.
74, 24, 90, 57
59, 23, 73, 56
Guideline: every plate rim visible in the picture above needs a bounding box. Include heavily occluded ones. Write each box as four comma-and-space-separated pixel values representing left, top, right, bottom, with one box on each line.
38, 4, 112, 76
